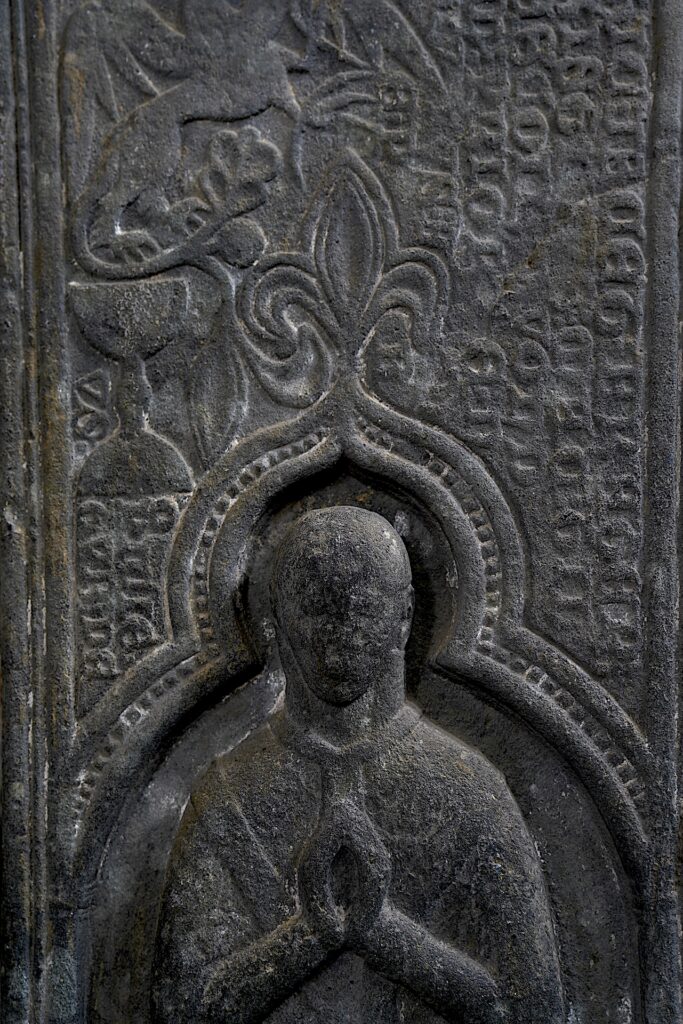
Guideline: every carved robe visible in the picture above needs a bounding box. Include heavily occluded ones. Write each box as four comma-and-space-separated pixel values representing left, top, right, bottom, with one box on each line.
153, 703, 564, 1024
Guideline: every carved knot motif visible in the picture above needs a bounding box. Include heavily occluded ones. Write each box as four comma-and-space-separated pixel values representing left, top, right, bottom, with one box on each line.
236, 151, 448, 408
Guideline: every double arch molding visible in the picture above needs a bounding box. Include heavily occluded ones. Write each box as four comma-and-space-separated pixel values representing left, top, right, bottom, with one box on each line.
65, 378, 651, 897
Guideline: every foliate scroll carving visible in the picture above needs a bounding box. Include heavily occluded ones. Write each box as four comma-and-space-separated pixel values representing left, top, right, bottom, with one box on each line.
63, 0, 290, 279
72, 123, 281, 279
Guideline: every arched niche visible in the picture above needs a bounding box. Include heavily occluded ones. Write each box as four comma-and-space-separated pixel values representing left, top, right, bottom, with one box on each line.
84, 453, 641, 1023
60, 399, 649, 1024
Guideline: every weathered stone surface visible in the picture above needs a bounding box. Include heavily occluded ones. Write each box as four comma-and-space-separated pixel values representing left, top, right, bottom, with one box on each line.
0, 2, 681, 1023
154, 508, 563, 1024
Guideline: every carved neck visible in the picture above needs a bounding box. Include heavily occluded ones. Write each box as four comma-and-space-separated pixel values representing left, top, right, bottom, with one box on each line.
279, 646, 406, 748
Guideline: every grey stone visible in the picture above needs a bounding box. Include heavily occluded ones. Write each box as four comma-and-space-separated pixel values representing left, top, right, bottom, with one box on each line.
154, 507, 564, 1023
0, 2, 681, 1023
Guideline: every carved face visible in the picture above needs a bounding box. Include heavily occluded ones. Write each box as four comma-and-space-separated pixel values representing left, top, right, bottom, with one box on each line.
273, 507, 413, 705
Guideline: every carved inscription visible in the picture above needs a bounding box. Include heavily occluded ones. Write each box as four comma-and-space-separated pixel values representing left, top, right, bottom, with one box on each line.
3, 2, 673, 1024
418, 0, 652, 709
72, 369, 113, 457
77, 497, 179, 716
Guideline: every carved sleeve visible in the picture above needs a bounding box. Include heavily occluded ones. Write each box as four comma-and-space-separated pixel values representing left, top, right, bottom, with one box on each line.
151, 782, 261, 1024
436, 769, 567, 1024
152, 760, 331, 1024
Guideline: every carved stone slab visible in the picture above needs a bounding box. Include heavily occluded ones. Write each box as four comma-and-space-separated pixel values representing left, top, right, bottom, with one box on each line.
0, 2, 681, 1023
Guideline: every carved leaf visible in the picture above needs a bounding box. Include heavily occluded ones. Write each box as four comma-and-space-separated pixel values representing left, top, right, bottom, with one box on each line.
189, 337, 247, 467
198, 128, 281, 219
239, 323, 335, 409
303, 70, 377, 127
241, 262, 331, 349
315, 172, 383, 325
365, 255, 445, 354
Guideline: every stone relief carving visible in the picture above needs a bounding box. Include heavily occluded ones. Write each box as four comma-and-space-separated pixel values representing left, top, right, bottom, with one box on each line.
1, 2, 680, 1024
236, 150, 447, 407
154, 507, 564, 1024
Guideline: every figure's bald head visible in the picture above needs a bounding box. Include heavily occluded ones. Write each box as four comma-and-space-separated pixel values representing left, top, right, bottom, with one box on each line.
274, 507, 412, 611
272, 507, 413, 705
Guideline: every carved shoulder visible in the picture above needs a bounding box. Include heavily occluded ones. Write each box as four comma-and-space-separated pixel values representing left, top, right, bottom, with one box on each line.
371, 717, 519, 837
182, 718, 319, 870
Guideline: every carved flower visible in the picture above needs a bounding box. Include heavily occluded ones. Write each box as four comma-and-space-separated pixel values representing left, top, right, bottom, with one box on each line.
236, 152, 448, 407
198, 127, 281, 219
81, 126, 281, 277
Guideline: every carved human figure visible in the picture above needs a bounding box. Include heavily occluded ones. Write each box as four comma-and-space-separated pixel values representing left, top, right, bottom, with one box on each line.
153, 507, 565, 1024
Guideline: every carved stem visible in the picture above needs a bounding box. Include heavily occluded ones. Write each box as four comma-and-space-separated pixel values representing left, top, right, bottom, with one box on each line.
116, 355, 150, 435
